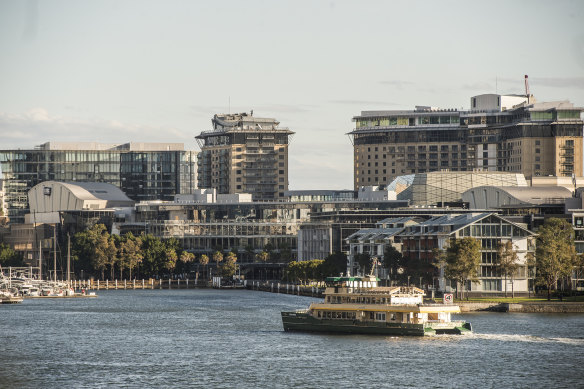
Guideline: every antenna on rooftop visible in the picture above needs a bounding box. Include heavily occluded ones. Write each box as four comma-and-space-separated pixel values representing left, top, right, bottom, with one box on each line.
524, 75, 530, 103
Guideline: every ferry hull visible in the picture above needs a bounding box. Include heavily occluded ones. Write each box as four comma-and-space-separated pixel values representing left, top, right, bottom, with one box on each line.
282, 312, 471, 336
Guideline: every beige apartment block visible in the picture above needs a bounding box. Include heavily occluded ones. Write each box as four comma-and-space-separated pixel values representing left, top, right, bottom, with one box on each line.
349, 96, 584, 189
196, 112, 294, 201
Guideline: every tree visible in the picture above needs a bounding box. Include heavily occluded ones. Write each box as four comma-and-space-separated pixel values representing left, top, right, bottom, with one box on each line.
443, 237, 481, 300
0, 243, 23, 266
163, 249, 178, 276
383, 245, 403, 283
179, 251, 195, 277
320, 252, 347, 278
225, 251, 237, 263
497, 241, 519, 298
535, 218, 577, 300
218, 252, 238, 279
212, 251, 223, 268
354, 253, 372, 275
199, 254, 210, 279
76, 224, 116, 280
139, 234, 165, 278
116, 233, 143, 280
256, 251, 269, 263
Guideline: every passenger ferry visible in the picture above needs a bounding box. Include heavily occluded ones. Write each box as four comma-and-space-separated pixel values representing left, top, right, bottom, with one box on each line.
281, 276, 472, 336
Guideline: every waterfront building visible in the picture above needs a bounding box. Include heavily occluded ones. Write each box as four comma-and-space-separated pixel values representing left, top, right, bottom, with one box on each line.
5, 181, 134, 269
349, 94, 584, 189
396, 213, 536, 295
346, 217, 421, 278
0, 142, 197, 223
195, 112, 294, 201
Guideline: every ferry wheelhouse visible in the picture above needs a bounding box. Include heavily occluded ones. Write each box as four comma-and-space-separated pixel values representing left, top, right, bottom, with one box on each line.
282, 276, 471, 336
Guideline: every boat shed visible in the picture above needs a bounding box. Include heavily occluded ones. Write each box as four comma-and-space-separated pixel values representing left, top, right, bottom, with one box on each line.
27, 181, 134, 221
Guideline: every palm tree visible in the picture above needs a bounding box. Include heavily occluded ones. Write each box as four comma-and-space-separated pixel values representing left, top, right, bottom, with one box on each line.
179, 251, 195, 278
199, 254, 209, 279
212, 251, 223, 275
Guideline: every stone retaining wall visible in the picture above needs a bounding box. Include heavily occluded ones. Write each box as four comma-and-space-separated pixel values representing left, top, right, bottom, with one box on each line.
459, 302, 584, 313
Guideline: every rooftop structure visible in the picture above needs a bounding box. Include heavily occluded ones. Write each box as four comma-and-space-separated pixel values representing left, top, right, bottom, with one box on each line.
462, 185, 573, 209
387, 171, 528, 206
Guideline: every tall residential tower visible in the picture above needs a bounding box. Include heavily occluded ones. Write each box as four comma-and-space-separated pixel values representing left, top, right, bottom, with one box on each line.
195, 112, 294, 201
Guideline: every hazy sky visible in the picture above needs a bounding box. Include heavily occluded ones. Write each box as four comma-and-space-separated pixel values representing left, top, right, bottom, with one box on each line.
1, 0, 583, 189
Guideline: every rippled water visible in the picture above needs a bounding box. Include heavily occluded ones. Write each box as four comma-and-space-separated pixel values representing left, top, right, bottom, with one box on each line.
1, 289, 583, 388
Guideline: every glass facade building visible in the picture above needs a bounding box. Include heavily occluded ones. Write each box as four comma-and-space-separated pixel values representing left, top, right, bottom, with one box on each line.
0, 142, 197, 223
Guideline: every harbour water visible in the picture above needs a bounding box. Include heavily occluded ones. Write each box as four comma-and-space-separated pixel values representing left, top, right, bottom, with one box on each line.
1, 289, 583, 388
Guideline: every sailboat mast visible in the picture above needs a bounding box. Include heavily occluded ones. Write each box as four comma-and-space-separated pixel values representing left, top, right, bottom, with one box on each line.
39, 243, 42, 281
67, 233, 71, 286
53, 225, 57, 282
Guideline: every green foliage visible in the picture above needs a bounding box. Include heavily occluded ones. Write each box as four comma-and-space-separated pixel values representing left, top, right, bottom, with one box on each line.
0, 243, 23, 266
117, 232, 143, 280
256, 251, 269, 263
212, 251, 223, 265
320, 252, 347, 277
285, 260, 324, 284
535, 218, 577, 300
199, 254, 209, 266
139, 234, 167, 277
442, 237, 481, 300
383, 245, 403, 277
354, 253, 372, 275
218, 252, 238, 278
72, 224, 116, 280
497, 241, 519, 297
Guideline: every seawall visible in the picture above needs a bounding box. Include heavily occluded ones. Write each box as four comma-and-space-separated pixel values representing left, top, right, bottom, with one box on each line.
459, 302, 584, 313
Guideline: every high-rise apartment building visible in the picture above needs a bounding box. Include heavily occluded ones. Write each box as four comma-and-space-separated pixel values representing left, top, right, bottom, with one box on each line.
0, 142, 197, 223
349, 94, 584, 189
195, 112, 294, 201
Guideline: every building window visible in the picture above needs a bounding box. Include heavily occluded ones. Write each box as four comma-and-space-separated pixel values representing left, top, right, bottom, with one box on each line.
535, 140, 540, 146
535, 148, 540, 154
279, 170, 284, 174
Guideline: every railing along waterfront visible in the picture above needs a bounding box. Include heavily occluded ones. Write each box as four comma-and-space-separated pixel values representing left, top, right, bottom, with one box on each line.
70, 278, 210, 290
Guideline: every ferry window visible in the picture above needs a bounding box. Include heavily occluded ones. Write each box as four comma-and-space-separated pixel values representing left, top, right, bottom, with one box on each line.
318, 311, 321, 318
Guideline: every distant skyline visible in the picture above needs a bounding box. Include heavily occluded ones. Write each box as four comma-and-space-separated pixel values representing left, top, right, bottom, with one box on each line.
1, 0, 583, 190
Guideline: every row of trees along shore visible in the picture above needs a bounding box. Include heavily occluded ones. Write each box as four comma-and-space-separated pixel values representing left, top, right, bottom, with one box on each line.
70, 224, 347, 281
1, 219, 582, 299
72, 224, 240, 280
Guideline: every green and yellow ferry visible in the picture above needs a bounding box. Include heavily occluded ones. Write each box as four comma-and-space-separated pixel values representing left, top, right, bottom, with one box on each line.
281, 276, 471, 336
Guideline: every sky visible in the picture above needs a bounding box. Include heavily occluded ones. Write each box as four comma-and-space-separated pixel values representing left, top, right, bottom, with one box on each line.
1, 0, 583, 190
